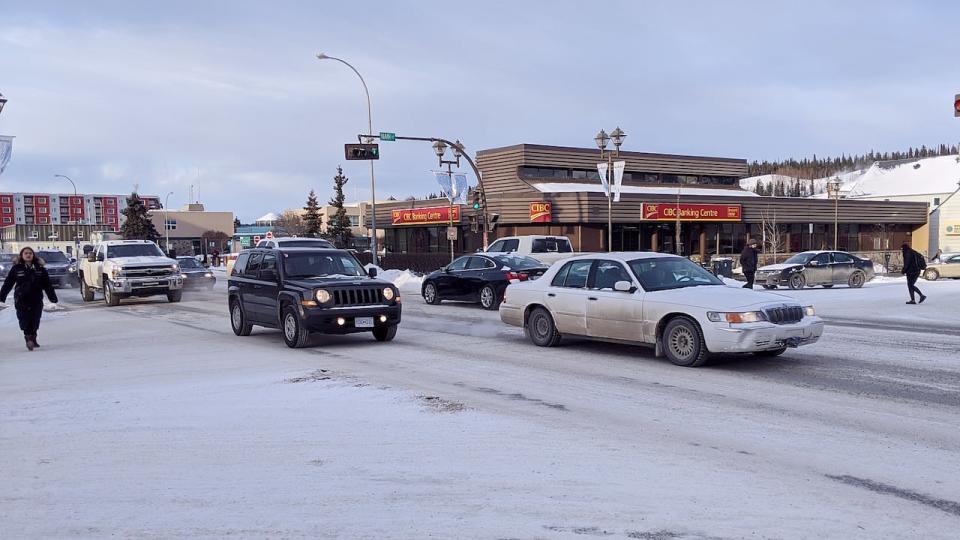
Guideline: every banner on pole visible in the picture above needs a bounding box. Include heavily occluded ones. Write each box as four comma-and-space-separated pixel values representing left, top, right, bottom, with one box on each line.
0, 136, 13, 176
612, 160, 626, 202
596, 162, 610, 197
452, 173, 469, 204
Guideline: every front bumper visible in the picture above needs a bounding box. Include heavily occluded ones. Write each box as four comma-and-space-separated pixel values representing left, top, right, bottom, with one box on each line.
755, 272, 787, 285
182, 274, 217, 287
301, 304, 402, 334
704, 317, 824, 353
111, 275, 184, 295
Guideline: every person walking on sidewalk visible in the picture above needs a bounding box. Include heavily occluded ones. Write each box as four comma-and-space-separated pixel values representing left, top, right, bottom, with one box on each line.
740, 239, 760, 289
901, 243, 927, 305
0, 247, 59, 350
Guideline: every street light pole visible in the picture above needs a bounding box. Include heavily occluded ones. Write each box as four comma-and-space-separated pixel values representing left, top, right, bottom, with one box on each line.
595, 127, 626, 252
316, 53, 378, 265
164, 191, 174, 254
827, 178, 841, 249
53, 174, 79, 256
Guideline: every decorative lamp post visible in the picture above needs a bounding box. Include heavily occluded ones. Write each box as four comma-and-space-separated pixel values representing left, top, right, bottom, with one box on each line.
433, 139, 467, 263
54, 174, 80, 256
826, 178, 841, 249
595, 127, 626, 252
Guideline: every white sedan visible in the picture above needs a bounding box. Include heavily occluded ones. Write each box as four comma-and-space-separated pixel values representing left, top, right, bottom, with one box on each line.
499, 252, 824, 367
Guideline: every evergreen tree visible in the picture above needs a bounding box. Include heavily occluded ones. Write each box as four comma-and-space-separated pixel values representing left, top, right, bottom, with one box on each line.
120, 191, 160, 241
302, 190, 322, 237
327, 166, 353, 248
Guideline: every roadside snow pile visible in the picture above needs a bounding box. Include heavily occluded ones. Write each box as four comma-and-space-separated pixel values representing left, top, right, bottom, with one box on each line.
365, 265, 424, 291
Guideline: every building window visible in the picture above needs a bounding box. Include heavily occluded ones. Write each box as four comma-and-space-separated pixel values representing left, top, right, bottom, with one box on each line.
933, 197, 941, 206
1, 207, 10, 214
165, 219, 177, 230
2, 217, 11, 224
349, 216, 360, 227
107, 208, 115, 215
37, 197, 47, 204
38, 207, 48, 214
0, 196, 10, 203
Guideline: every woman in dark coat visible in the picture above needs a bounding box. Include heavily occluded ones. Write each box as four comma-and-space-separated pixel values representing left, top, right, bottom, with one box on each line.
0, 247, 59, 350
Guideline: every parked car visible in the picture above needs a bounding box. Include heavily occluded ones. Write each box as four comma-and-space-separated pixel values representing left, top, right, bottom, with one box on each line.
485, 235, 585, 266
257, 237, 335, 249
36, 250, 78, 288
924, 253, 960, 280
422, 254, 548, 310
756, 250, 874, 290
499, 253, 823, 367
228, 247, 401, 348
0, 252, 17, 281
177, 256, 216, 289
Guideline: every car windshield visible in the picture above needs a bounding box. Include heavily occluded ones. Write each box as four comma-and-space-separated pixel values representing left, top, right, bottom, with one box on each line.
107, 244, 165, 258
628, 257, 724, 292
38, 251, 68, 262
283, 252, 365, 278
275, 240, 333, 248
492, 255, 545, 270
178, 258, 201, 268
783, 252, 818, 264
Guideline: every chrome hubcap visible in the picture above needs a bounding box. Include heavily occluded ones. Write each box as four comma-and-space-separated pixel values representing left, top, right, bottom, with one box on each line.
669, 327, 695, 358
425, 285, 436, 302
284, 314, 297, 340
481, 288, 494, 307
534, 315, 549, 338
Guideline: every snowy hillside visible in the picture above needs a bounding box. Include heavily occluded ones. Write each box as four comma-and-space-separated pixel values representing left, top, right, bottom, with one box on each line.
740, 154, 960, 199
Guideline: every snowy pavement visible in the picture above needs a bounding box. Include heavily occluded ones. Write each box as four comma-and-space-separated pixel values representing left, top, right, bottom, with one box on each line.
2, 278, 960, 538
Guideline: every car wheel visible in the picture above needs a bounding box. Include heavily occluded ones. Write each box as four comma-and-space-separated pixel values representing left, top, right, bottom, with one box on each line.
479, 285, 500, 310
662, 317, 709, 367
763, 284, 777, 290
822, 284, 834, 288
80, 277, 95, 302
281, 305, 309, 348
848, 271, 865, 288
167, 289, 183, 303
104, 279, 121, 306
527, 307, 561, 347
373, 324, 398, 342
423, 282, 441, 305
788, 273, 806, 290
923, 269, 939, 281
230, 299, 252, 336
754, 347, 787, 357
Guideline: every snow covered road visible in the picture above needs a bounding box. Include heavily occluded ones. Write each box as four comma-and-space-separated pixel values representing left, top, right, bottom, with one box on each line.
2, 280, 959, 538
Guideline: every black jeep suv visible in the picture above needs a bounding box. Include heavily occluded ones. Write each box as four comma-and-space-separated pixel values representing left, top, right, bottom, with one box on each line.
227, 247, 401, 347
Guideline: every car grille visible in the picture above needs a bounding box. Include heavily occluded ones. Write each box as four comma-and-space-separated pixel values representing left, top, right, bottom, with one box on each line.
47, 268, 67, 275
333, 287, 384, 306
121, 266, 173, 278
764, 305, 804, 325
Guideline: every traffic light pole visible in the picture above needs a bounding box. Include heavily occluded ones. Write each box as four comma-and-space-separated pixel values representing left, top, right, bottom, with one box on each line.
358, 133, 492, 248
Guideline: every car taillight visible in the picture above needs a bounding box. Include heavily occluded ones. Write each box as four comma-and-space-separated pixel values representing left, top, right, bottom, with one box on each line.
505, 271, 528, 281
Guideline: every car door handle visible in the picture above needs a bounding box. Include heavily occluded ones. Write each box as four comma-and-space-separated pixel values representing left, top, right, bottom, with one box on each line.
547, 293, 556, 297
588, 297, 598, 301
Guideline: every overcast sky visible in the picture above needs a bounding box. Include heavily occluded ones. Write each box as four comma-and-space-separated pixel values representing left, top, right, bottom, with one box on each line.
1, 1, 957, 221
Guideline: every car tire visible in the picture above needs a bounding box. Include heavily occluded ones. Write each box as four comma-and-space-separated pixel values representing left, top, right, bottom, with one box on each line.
479, 285, 500, 310
847, 271, 865, 288
230, 299, 253, 336
104, 279, 121, 306
662, 317, 709, 367
80, 277, 95, 302
822, 284, 834, 288
167, 289, 183, 303
527, 307, 561, 347
281, 305, 310, 348
373, 324, 398, 342
788, 273, 806, 290
923, 269, 939, 281
423, 282, 441, 305
754, 347, 787, 357
763, 284, 777, 290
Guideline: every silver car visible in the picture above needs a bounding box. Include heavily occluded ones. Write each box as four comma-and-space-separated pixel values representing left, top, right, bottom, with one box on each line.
756, 251, 875, 290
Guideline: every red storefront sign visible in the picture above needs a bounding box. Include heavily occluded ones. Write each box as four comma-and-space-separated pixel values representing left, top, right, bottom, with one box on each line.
391, 205, 461, 225
529, 202, 552, 223
641, 203, 742, 222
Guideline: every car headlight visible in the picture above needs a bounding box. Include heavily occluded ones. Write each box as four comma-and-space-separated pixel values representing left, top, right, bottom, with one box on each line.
111, 267, 122, 279
172, 264, 180, 272
707, 311, 767, 323
205, 272, 213, 277
804, 306, 815, 317
68, 265, 77, 273
382, 287, 395, 301
315, 289, 332, 303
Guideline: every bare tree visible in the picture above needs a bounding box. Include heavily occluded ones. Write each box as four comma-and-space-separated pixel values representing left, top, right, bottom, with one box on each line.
760, 207, 786, 263
277, 209, 305, 237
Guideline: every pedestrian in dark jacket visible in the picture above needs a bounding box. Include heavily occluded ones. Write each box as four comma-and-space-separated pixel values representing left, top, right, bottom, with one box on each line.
901, 243, 927, 304
0, 247, 59, 350
740, 239, 760, 289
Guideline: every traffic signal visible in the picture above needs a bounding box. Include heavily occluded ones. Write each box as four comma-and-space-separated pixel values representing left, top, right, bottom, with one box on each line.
472, 191, 481, 210
344, 143, 380, 160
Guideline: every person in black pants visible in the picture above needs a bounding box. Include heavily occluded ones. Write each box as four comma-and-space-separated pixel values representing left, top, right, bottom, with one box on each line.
740, 239, 760, 289
901, 243, 927, 305
0, 247, 59, 351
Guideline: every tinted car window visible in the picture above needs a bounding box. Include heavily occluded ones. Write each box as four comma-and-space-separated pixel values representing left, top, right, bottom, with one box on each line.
38, 251, 68, 262
487, 240, 505, 252
107, 243, 165, 258
592, 260, 632, 289
560, 260, 592, 288
260, 254, 278, 278
502, 239, 520, 252
949, 255, 960, 263
283, 252, 366, 278
813, 253, 831, 265
629, 257, 723, 292
232, 253, 250, 276
275, 239, 334, 248
467, 256, 493, 270
178, 258, 201, 268
551, 263, 571, 287
833, 252, 854, 263
447, 257, 469, 272
531, 238, 572, 253
492, 255, 544, 270
245, 253, 263, 277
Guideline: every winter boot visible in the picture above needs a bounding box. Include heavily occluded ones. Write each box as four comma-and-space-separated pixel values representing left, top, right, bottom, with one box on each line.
25, 335, 35, 351
32, 334, 40, 348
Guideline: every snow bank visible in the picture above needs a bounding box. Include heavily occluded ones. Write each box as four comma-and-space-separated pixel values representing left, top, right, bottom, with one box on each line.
365, 265, 424, 291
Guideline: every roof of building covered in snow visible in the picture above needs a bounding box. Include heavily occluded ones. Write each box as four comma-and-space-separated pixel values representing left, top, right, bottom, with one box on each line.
531, 183, 759, 197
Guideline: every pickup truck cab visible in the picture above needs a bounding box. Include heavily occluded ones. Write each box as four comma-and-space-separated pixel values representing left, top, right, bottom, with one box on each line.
79, 240, 184, 306
228, 247, 401, 348
486, 235, 584, 266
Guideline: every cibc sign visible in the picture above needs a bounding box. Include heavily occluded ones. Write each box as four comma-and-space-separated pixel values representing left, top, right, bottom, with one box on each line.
641, 203, 742, 222
529, 202, 552, 223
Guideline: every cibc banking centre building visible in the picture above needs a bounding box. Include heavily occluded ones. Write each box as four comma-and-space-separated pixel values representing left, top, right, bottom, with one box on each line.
371, 144, 930, 262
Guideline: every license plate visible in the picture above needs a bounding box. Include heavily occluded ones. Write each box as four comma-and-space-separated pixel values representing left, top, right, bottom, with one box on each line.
355, 317, 374, 328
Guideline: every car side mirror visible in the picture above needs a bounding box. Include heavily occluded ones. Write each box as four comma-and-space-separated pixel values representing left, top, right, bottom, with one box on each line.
96, 253, 104, 262
87, 253, 96, 262
614, 280, 635, 292
368, 267, 378, 278
443, 266, 451, 273
809, 260, 819, 267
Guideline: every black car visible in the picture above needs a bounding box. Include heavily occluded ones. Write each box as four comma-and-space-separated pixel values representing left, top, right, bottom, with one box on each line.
227, 247, 401, 348
36, 250, 78, 288
422, 254, 548, 310
177, 256, 217, 289
756, 250, 875, 289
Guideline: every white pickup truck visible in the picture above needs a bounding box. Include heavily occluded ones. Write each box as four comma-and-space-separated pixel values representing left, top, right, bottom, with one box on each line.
79, 239, 184, 306
485, 235, 585, 266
